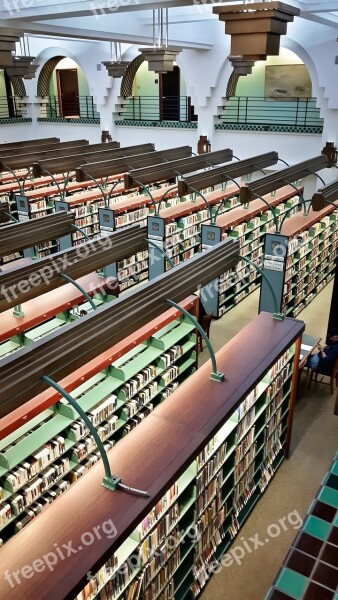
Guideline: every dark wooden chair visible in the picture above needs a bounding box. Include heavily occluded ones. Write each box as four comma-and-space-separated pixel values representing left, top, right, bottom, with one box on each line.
308, 355, 338, 394
198, 313, 213, 352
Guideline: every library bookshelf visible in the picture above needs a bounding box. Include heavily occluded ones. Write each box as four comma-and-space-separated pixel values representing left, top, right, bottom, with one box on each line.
147, 185, 240, 276
276, 203, 338, 318
266, 451, 338, 600
200, 186, 302, 317
0, 296, 199, 545
0, 312, 304, 600
0, 273, 119, 360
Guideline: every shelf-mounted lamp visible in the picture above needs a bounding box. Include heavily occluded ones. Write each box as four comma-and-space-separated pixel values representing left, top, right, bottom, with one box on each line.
102, 42, 130, 78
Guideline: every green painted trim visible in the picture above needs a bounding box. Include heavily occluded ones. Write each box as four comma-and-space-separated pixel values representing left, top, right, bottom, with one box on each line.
215, 123, 322, 134
37, 117, 100, 125
115, 119, 198, 129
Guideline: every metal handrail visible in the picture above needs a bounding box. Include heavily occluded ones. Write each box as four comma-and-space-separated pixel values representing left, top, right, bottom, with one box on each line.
219, 96, 323, 129
119, 95, 197, 123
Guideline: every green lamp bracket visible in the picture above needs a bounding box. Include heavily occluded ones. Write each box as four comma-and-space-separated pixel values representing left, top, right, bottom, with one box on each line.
42, 375, 149, 496
166, 298, 225, 382
60, 273, 97, 311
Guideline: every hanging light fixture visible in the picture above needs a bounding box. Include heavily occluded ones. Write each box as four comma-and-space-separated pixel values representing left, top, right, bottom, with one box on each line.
0, 33, 20, 67
213, 2, 300, 74
139, 9, 181, 73
6, 35, 39, 79
102, 42, 130, 78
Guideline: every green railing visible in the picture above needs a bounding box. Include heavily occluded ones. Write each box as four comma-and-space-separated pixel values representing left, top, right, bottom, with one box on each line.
41, 95, 100, 121
118, 96, 198, 123
217, 96, 323, 132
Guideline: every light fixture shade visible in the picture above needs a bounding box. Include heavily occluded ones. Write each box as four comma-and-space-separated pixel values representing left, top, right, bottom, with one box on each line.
138, 47, 181, 73
228, 55, 255, 76
102, 60, 130, 78
6, 56, 39, 79
213, 2, 300, 61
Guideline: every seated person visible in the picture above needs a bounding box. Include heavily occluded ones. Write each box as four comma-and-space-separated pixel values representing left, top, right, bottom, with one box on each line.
307, 328, 338, 374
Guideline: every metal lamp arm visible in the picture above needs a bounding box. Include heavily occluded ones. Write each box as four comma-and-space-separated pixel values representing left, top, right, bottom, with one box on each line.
41, 375, 149, 496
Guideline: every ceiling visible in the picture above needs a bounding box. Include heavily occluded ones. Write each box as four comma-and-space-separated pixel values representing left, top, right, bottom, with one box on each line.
0, 0, 337, 48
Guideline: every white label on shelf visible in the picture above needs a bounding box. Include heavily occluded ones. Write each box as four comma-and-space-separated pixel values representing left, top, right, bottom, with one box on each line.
264, 260, 274, 270
273, 262, 284, 272
265, 254, 284, 262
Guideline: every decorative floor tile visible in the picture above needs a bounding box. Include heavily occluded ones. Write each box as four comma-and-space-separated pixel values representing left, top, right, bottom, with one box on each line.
303, 516, 332, 540
275, 567, 308, 599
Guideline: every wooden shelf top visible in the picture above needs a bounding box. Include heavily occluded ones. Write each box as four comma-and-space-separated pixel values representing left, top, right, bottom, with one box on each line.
158, 184, 239, 222
274, 200, 338, 237
19, 174, 122, 201
0, 169, 28, 184
0, 312, 304, 600
212, 185, 301, 231
0, 295, 198, 440
0, 272, 118, 344
0, 173, 66, 194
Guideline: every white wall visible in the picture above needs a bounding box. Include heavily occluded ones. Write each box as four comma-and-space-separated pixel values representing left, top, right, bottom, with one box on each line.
114, 125, 198, 150
0, 15, 337, 178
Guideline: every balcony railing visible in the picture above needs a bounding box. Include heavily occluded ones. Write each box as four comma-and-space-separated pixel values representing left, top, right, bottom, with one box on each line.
40, 95, 100, 122
217, 96, 323, 132
118, 96, 198, 123
0, 96, 25, 119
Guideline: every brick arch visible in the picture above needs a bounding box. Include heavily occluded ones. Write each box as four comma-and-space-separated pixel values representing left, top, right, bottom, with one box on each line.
120, 54, 144, 98
37, 56, 64, 96
226, 70, 240, 98
8, 74, 26, 97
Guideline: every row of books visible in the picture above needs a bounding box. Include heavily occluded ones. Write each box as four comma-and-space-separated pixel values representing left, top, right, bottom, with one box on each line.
138, 503, 180, 562
2, 434, 66, 495
233, 443, 257, 484
137, 485, 178, 539
197, 475, 222, 517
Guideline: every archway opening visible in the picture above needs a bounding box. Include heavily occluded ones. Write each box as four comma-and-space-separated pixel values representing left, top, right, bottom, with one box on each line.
219, 48, 323, 133
38, 56, 98, 121
119, 57, 197, 123
0, 68, 26, 119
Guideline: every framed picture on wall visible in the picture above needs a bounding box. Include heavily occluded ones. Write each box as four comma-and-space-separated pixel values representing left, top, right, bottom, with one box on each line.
264, 64, 312, 99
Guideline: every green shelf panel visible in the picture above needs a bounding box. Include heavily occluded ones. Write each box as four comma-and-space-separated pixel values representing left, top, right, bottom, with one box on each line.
178, 354, 197, 376
151, 318, 180, 338
111, 346, 161, 381
68, 371, 108, 401
24, 317, 66, 343
0, 338, 21, 359
0, 408, 55, 455
318, 486, 338, 509
111, 342, 148, 369
151, 321, 195, 351
0, 412, 73, 471
275, 567, 308, 599
58, 376, 119, 419
303, 515, 332, 540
